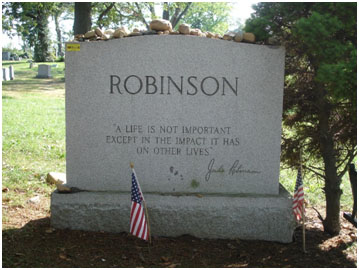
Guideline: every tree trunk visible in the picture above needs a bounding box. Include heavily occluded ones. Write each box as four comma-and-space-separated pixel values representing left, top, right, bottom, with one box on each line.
73, 2, 92, 35
162, 2, 169, 20
34, 11, 51, 62
54, 12, 63, 57
317, 88, 342, 235
170, 2, 192, 29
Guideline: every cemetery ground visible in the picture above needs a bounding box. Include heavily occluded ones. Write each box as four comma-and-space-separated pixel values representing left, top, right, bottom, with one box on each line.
2, 61, 357, 267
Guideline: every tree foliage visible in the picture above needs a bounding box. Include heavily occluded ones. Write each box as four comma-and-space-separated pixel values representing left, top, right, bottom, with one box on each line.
245, 2, 356, 234
3, 2, 233, 60
181, 2, 231, 34
2, 2, 57, 62
85, 2, 231, 34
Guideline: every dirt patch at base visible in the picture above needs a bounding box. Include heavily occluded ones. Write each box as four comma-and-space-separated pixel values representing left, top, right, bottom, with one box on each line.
2, 197, 357, 268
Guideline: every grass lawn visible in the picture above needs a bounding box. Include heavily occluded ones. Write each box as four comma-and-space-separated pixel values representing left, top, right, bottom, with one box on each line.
2, 61, 65, 215
2, 60, 356, 267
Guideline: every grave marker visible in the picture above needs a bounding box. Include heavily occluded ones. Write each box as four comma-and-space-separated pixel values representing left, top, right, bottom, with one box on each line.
2, 52, 10, 61
2, 67, 10, 81
36, 64, 52, 78
9, 65, 14, 80
51, 35, 295, 242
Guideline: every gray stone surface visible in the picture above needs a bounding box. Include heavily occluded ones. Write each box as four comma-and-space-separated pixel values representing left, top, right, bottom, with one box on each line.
65, 36, 285, 195
2, 67, 10, 81
53, 36, 293, 242
51, 184, 295, 243
2, 52, 10, 60
36, 64, 52, 78
9, 65, 14, 80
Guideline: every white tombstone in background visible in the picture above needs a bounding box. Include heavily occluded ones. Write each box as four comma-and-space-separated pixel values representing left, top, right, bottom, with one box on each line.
9, 65, 15, 80
36, 64, 52, 78
2, 67, 10, 81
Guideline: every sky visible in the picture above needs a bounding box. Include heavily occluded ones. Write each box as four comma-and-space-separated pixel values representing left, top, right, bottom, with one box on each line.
2, 1, 257, 50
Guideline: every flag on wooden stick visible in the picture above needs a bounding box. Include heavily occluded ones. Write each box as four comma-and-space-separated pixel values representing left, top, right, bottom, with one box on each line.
292, 166, 305, 221
130, 163, 149, 241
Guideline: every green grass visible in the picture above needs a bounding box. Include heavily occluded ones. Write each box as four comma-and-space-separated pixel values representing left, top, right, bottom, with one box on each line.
2, 60, 65, 95
2, 61, 65, 208
279, 164, 354, 211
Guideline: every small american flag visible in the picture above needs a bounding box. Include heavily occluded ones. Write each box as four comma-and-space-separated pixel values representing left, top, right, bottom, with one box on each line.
292, 167, 305, 221
130, 168, 149, 241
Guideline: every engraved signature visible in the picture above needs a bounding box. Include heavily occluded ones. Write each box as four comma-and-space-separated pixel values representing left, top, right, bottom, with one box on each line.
205, 158, 261, 181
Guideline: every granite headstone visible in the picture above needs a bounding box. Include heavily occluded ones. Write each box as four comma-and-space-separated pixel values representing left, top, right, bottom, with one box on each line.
9, 65, 14, 80
2, 52, 10, 61
36, 64, 52, 78
2, 67, 10, 81
65, 36, 283, 195
51, 35, 295, 242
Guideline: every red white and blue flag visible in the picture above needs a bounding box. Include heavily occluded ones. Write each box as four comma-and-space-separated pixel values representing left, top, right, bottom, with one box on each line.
292, 167, 305, 221
130, 168, 149, 241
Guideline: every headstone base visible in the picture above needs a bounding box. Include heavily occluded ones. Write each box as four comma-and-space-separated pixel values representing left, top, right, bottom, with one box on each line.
50, 185, 295, 243
36, 75, 53, 79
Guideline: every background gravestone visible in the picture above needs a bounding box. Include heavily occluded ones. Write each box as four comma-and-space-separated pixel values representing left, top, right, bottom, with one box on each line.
36, 64, 52, 78
2, 52, 10, 61
2, 67, 10, 81
51, 36, 295, 243
9, 65, 14, 80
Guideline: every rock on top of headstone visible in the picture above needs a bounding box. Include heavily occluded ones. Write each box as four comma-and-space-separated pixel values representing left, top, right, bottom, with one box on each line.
234, 31, 244, 42
190, 28, 203, 36
223, 31, 236, 41
243, 32, 256, 43
84, 30, 96, 39
104, 29, 114, 36
113, 26, 130, 38
150, 19, 172, 31
95, 28, 104, 37
178, 23, 191, 35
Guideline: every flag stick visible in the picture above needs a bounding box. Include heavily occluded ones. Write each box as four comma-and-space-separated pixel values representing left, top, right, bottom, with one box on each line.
299, 151, 307, 253
302, 208, 306, 253
142, 200, 152, 245
130, 162, 152, 245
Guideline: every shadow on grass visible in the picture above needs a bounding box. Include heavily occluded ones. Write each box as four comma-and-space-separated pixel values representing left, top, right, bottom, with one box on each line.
2, 61, 30, 66
2, 217, 356, 268
3, 79, 65, 94
2, 95, 14, 100
3, 79, 64, 85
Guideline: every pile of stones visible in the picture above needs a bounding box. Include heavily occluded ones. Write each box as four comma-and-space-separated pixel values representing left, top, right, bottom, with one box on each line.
74, 19, 255, 44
